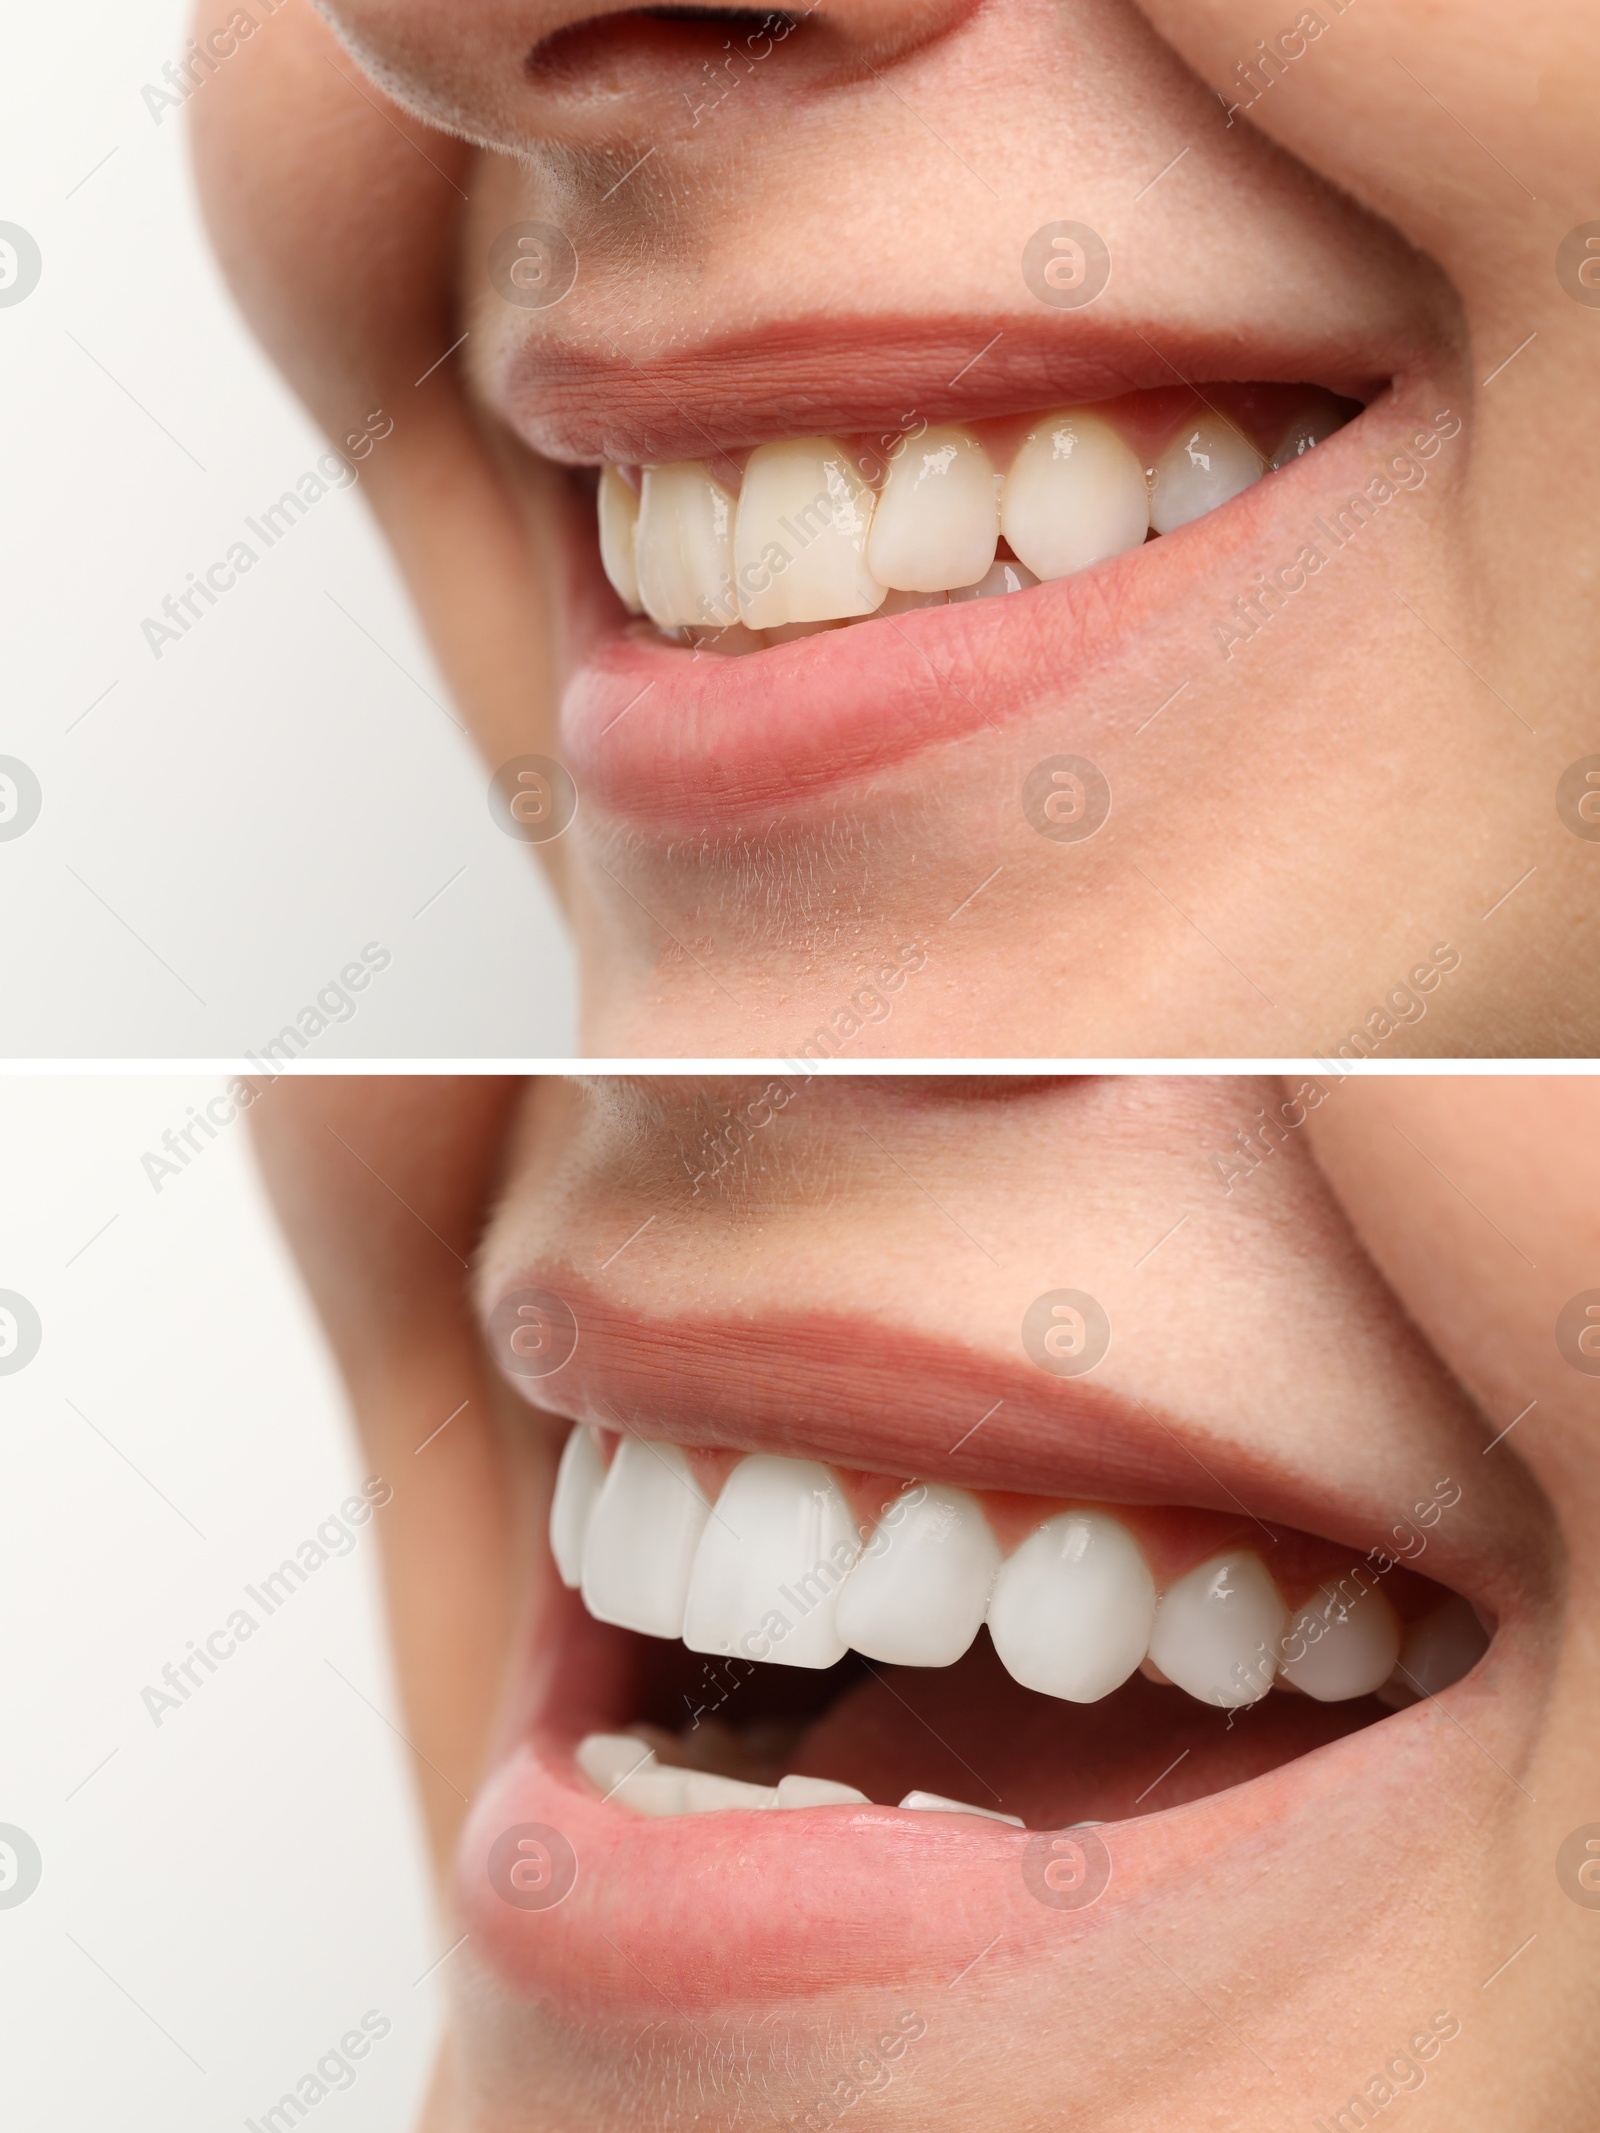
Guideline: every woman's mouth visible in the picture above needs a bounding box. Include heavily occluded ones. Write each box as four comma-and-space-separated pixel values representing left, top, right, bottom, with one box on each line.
455, 1291, 1508, 2025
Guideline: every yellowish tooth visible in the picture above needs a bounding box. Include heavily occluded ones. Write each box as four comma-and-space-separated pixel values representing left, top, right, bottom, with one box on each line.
733, 436, 887, 629
865, 423, 998, 591
597, 466, 643, 613
636, 461, 740, 629
999, 409, 1150, 581
1149, 417, 1264, 534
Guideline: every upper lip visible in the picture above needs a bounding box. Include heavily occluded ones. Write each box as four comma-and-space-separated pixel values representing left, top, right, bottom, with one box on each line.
488, 1275, 1515, 1613
475, 311, 1396, 467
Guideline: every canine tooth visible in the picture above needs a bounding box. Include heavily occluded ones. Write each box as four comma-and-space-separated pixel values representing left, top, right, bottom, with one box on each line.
1279, 1581, 1402, 1701
948, 558, 1039, 602
734, 437, 887, 628
549, 1425, 605, 1589
986, 1511, 1156, 1702
999, 409, 1150, 581
899, 1790, 1024, 1827
835, 1483, 1000, 1667
1147, 1550, 1288, 1708
635, 461, 740, 628
1149, 417, 1264, 534
1394, 1594, 1489, 1698
597, 466, 643, 612
775, 1774, 871, 1808
575, 1732, 688, 1815
682, 1771, 779, 1812
580, 1438, 711, 1639
865, 424, 998, 591
1269, 405, 1345, 470
682, 1454, 861, 1669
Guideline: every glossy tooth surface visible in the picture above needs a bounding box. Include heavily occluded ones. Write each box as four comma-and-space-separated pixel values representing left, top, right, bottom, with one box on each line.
865, 424, 998, 591
1269, 405, 1346, 469
1395, 1594, 1489, 1697
1000, 409, 1150, 581
580, 1438, 711, 1639
1280, 1581, 1402, 1701
986, 1511, 1156, 1703
549, 1425, 606, 1589
1148, 1550, 1288, 1707
899, 1790, 1024, 1827
948, 557, 1039, 602
775, 1773, 871, 1808
836, 1483, 1000, 1667
1149, 417, 1264, 534
635, 460, 740, 628
683, 1771, 779, 1813
682, 1453, 861, 1668
734, 437, 886, 628
597, 465, 643, 613
575, 1733, 688, 1815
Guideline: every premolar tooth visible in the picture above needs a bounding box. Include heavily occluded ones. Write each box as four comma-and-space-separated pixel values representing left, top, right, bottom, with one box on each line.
597, 466, 643, 613
1392, 1594, 1489, 1699
1149, 417, 1264, 534
580, 1438, 711, 1639
682, 1771, 779, 1812
1147, 1550, 1287, 1708
575, 1732, 688, 1815
775, 1774, 871, 1808
864, 424, 998, 591
1279, 1581, 1401, 1701
635, 461, 740, 628
835, 1483, 1000, 1667
899, 1790, 1024, 1827
948, 558, 1038, 602
549, 1425, 605, 1588
682, 1453, 861, 1669
986, 1511, 1156, 1703
734, 437, 886, 628
999, 409, 1150, 581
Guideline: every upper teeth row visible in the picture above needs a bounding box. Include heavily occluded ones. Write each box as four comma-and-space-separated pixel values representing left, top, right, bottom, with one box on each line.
550, 1431, 1475, 1711
597, 406, 1335, 636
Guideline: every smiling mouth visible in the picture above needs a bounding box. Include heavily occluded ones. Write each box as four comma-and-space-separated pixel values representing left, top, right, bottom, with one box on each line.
593, 384, 1359, 651
544, 1426, 1486, 1830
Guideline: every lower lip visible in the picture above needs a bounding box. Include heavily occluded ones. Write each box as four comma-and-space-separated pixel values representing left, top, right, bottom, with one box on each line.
559, 405, 1379, 830
454, 1605, 1448, 2024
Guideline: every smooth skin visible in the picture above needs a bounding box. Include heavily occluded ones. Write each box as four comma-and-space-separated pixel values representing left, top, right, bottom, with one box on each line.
250, 1073, 1597, 2130
189, 1, 1600, 1056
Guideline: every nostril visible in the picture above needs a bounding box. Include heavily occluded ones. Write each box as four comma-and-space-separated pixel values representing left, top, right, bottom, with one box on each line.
527, 9, 807, 86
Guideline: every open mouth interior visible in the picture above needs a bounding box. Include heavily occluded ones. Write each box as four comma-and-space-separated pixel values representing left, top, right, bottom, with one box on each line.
591, 383, 1363, 654
547, 1428, 1488, 1830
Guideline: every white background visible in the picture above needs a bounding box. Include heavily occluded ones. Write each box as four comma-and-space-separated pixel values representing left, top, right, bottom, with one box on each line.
0, 1079, 439, 2128
1, 3, 577, 1055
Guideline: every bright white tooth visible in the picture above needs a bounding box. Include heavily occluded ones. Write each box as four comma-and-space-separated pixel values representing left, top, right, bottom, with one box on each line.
574, 1732, 688, 1815
597, 466, 643, 613
1148, 417, 1265, 535
1269, 406, 1345, 470
948, 558, 1039, 602
898, 1790, 1024, 1827
549, 1426, 605, 1589
1147, 1550, 1288, 1708
775, 1774, 871, 1808
865, 424, 998, 591
682, 1453, 861, 1669
835, 1483, 1000, 1668
1393, 1594, 1489, 1699
986, 1511, 1156, 1703
1279, 1581, 1402, 1701
635, 461, 740, 628
734, 436, 887, 628
682, 1771, 780, 1812
999, 409, 1149, 582
580, 1438, 711, 1639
